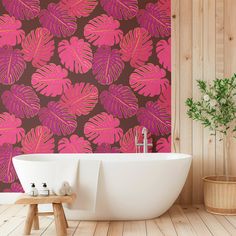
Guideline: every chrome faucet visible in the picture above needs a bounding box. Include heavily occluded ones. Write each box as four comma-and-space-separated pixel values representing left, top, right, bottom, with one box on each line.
135, 127, 153, 153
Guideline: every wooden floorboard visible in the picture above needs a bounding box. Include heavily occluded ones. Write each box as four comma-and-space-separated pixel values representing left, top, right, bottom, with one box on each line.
107, 221, 123, 236
169, 205, 197, 236
0, 204, 236, 236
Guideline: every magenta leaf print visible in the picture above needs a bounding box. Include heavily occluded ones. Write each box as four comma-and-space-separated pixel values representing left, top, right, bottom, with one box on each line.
137, 101, 171, 136
0, 14, 25, 47
120, 27, 152, 68
0, 112, 25, 146
129, 63, 168, 97
4, 182, 24, 192
22, 27, 55, 68
1, 84, 40, 119
120, 125, 152, 153
0, 144, 21, 183
39, 3, 77, 38
58, 135, 92, 153
137, 2, 171, 38
92, 46, 124, 85
156, 136, 171, 153
100, 0, 138, 20
60, 82, 98, 116
22, 126, 54, 154
100, 84, 138, 119
156, 38, 171, 72
58, 36, 93, 74
31, 63, 71, 97
84, 112, 123, 144
2, 0, 40, 20
6, 182, 24, 192
0, 47, 26, 85
159, 83, 171, 113
84, 14, 123, 47
95, 143, 120, 153
60, 0, 98, 18
39, 102, 77, 136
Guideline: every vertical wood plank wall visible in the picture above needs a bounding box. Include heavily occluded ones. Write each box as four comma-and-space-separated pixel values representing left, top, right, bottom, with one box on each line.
172, 0, 236, 204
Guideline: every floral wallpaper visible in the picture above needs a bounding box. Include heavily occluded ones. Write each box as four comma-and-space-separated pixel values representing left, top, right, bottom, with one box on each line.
0, 0, 171, 192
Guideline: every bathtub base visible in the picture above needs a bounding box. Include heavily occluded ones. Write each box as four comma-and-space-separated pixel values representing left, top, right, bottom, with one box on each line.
63, 208, 170, 221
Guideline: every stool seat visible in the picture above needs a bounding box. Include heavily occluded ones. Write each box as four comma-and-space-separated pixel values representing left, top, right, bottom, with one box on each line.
15, 194, 76, 204
15, 194, 76, 236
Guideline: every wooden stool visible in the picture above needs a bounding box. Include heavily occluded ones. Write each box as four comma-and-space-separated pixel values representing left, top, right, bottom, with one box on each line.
15, 194, 76, 236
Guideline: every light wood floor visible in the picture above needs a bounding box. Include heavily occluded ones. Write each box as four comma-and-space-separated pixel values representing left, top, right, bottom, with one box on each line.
0, 204, 236, 236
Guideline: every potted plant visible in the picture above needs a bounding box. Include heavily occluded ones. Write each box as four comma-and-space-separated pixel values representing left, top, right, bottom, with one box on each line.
186, 74, 236, 215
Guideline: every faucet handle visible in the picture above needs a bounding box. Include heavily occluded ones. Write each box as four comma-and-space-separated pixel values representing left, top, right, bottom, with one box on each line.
135, 131, 138, 153
135, 130, 138, 145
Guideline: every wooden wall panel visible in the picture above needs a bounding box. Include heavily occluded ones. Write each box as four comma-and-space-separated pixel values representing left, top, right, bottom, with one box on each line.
173, 0, 236, 204
192, 0, 204, 204
224, 0, 236, 176
203, 0, 216, 178
215, 0, 225, 176
178, 0, 193, 205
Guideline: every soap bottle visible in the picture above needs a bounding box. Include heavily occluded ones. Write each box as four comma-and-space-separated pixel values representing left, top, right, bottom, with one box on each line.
39, 183, 50, 196
29, 183, 38, 197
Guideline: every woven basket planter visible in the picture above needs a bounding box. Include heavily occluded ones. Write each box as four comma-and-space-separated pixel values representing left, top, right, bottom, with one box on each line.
203, 176, 236, 215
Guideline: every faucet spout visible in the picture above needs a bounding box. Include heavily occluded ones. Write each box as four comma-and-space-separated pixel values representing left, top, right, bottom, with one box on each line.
142, 127, 148, 153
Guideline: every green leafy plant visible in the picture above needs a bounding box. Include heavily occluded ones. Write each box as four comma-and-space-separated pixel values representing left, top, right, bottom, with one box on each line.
186, 74, 236, 176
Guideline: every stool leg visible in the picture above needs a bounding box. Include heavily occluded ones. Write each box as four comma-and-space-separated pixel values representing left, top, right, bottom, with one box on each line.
24, 204, 37, 235
60, 204, 68, 228
33, 204, 39, 230
53, 203, 67, 236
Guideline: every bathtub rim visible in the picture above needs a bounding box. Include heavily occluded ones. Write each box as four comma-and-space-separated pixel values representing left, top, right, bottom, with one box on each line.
13, 152, 192, 162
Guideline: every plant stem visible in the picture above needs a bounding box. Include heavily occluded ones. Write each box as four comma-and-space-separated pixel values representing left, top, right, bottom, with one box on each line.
223, 134, 229, 180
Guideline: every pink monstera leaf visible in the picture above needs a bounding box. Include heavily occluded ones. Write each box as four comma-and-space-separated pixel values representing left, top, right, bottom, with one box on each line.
58, 36, 93, 74
158, 83, 171, 113
3, 182, 24, 192
22, 27, 55, 68
60, 82, 98, 116
0, 112, 25, 145
120, 125, 152, 153
137, 101, 171, 136
129, 63, 168, 97
2, 0, 40, 20
84, 112, 123, 144
95, 143, 120, 153
156, 136, 171, 153
156, 38, 171, 71
22, 126, 55, 154
39, 3, 77, 38
100, 84, 138, 119
1, 84, 40, 119
12, 182, 23, 192
58, 134, 92, 153
137, 2, 171, 38
0, 144, 22, 183
59, 0, 98, 18
100, 0, 138, 20
0, 14, 25, 47
31, 63, 71, 97
92, 46, 124, 85
120, 27, 153, 68
0, 47, 26, 85
84, 14, 123, 47
39, 102, 77, 136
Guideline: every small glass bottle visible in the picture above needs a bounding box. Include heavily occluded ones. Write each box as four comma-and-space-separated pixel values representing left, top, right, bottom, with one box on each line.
29, 183, 38, 197
39, 183, 50, 196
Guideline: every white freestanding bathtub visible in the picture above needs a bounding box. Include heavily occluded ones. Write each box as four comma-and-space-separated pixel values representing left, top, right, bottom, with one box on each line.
13, 153, 191, 220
